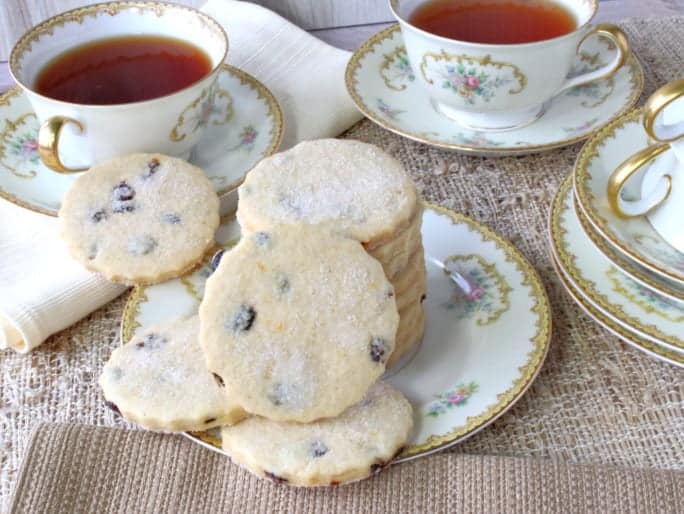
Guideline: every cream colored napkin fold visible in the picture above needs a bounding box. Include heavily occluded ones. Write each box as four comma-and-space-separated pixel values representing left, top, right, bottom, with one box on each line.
0, 0, 362, 353
0, 201, 125, 353
10, 423, 683, 514
201, 0, 363, 148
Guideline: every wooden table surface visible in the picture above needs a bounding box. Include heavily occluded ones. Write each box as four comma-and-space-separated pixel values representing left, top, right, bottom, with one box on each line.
1, 0, 683, 93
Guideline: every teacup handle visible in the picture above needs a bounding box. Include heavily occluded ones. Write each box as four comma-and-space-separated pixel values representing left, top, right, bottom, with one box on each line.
643, 78, 684, 142
557, 24, 630, 94
38, 116, 88, 173
607, 143, 672, 217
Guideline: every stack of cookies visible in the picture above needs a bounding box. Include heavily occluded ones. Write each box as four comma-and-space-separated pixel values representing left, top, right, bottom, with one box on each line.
237, 139, 426, 367
93, 141, 426, 486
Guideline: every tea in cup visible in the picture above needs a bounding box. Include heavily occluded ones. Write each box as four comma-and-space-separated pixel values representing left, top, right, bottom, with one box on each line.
608, 79, 684, 253
389, 0, 630, 130
9, 1, 228, 173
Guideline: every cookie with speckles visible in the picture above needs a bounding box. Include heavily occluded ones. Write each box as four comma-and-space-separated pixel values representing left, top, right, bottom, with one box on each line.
99, 315, 247, 431
59, 153, 219, 285
237, 139, 418, 246
389, 302, 426, 368
221, 382, 413, 486
199, 225, 399, 423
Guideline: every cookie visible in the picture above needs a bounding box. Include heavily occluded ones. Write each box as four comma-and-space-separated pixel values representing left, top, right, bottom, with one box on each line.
221, 381, 413, 486
389, 303, 426, 368
59, 153, 219, 285
237, 139, 418, 246
366, 203, 423, 261
199, 225, 399, 423
99, 315, 247, 431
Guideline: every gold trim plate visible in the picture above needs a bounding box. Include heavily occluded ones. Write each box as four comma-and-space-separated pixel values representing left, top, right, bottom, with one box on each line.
345, 24, 643, 155
0, 64, 283, 216
120, 203, 551, 461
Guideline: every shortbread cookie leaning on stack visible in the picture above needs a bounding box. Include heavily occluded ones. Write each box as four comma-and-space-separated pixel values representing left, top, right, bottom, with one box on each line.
221, 382, 413, 486
59, 153, 219, 285
99, 315, 247, 431
236, 139, 426, 368
199, 225, 400, 423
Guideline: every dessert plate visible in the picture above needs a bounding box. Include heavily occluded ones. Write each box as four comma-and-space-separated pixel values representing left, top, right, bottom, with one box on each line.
121, 203, 551, 462
0, 64, 283, 216
574, 109, 684, 286
551, 253, 684, 368
549, 176, 684, 354
345, 25, 643, 156
574, 196, 684, 306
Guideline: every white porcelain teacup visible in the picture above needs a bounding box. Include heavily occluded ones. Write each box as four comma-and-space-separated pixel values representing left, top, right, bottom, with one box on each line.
608, 79, 684, 254
9, 1, 228, 173
389, 0, 630, 131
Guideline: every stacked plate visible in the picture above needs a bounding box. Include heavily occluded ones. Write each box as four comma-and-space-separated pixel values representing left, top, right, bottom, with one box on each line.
549, 109, 684, 367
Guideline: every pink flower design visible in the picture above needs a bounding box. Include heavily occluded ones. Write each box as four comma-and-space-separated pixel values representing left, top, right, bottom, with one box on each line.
465, 76, 480, 89
468, 287, 484, 302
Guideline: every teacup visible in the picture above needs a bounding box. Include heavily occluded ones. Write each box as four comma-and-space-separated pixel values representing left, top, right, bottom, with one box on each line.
389, 0, 630, 131
9, 1, 228, 173
607, 79, 684, 254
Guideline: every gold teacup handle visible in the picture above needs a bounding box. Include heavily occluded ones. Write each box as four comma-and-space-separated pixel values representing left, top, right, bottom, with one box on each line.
643, 78, 684, 142
38, 116, 88, 173
607, 143, 672, 218
559, 24, 630, 93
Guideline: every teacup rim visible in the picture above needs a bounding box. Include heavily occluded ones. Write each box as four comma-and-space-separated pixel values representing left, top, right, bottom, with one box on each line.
8, 0, 229, 109
388, 0, 598, 49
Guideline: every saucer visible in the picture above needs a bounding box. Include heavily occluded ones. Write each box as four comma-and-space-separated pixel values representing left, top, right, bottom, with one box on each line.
549, 176, 684, 354
121, 204, 551, 462
0, 64, 283, 216
575, 196, 684, 306
345, 25, 643, 156
551, 254, 684, 368
574, 109, 684, 287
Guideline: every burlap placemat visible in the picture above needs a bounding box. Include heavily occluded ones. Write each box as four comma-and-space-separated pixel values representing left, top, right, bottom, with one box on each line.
1, 15, 684, 511
9, 423, 684, 514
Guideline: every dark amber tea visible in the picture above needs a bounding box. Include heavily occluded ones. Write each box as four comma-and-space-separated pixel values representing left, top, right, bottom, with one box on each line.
409, 0, 577, 44
35, 35, 212, 105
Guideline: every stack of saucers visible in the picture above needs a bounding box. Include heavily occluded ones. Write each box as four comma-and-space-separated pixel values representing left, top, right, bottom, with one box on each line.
548, 108, 684, 368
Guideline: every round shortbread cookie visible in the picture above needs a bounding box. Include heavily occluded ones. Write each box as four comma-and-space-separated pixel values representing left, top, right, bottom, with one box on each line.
60, 153, 219, 285
199, 225, 400, 423
392, 246, 427, 299
99, 315, 247, 431
396, 277, 426, 312
389, 305, 426, 368
237, 139, 417, 245
221, 381, 413, 486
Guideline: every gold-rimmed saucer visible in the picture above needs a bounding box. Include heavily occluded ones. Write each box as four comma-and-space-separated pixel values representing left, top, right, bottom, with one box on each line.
345, 25, 643, 156
0, 64, 283, 216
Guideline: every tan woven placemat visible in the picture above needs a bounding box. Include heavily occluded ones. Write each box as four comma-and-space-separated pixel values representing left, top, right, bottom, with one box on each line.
9, 423, 684, 514
1, 15, 684, 512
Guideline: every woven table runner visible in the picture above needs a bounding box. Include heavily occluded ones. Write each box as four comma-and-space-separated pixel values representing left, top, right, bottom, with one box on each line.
8, 423, 683, 513
1, 15, 684, 511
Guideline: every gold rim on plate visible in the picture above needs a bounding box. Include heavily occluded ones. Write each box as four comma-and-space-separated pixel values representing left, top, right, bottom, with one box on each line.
119, 202, 552, 461
551, 176, 684, 351
0, 65, 283, 217
345, 24, 644, 154
573, 108, 684, 285
551, 252, 684, 367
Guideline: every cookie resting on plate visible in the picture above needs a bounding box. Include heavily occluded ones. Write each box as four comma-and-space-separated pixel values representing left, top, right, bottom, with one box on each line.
221, 381, 413, 486
199, 225, 400, 423
59, 153, 219, 285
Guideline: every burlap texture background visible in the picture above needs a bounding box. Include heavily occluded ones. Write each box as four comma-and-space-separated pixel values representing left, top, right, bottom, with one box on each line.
1, 16, 683, 511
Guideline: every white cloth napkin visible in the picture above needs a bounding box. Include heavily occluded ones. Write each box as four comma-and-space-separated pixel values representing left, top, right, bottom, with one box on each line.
0, 0, 362, 353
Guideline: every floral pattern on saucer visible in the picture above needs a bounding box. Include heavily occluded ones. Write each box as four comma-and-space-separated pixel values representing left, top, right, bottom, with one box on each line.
0, 65, 283, 216
574, 109, 684, 286
345, 25, 643, 155
441, 254, 511, 326
608, 268, 684, 322
121, 204, 550, 462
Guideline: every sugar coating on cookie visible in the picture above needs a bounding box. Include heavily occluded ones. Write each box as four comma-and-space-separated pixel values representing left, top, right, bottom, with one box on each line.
99, 315, 246, 431
237, 139, 417, 244
199, 225, 399, 423
59, 153, 219, 284
221, 382, 413, 486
